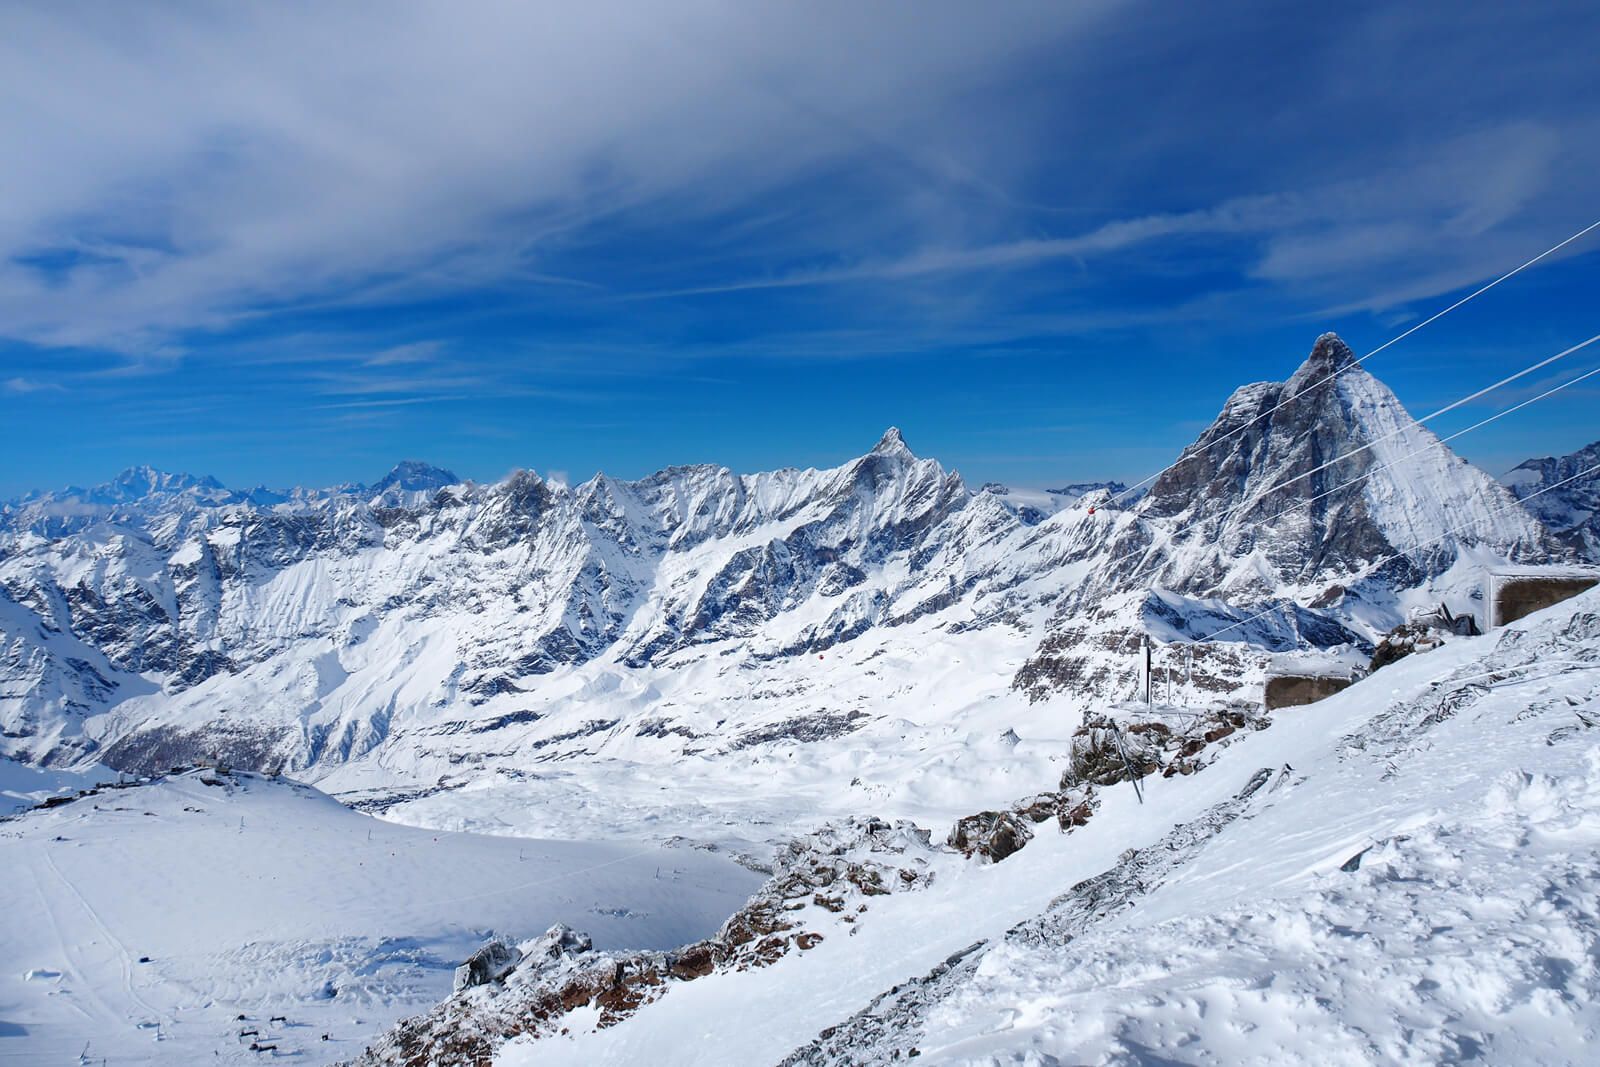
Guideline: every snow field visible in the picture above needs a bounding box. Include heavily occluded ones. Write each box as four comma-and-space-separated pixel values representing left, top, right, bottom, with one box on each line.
0, 770, 761, 1065
327, 617, 1076, 848
882, 596, 1600, 1064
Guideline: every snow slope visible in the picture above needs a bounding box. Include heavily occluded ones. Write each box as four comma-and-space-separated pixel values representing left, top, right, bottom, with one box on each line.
0, 770, 761, 1065
477, 587, 1600, 1066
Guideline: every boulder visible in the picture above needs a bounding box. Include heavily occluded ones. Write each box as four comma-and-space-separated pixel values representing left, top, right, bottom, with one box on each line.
1061, 715, 1163, 787
453, 937, 522, 992
947, 810, 1033, 863
1369, 621, 1446, 673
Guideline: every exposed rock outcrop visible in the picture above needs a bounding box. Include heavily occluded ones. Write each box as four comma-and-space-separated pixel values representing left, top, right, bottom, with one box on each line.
452, 937, 522, 992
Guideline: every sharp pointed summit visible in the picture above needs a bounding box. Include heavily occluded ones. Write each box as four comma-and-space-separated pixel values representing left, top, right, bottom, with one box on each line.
871, 427, 913, 458
1308, 331, 1358, 372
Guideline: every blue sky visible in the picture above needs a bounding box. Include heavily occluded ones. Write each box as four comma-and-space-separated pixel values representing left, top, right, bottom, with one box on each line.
2, 0, 1598, 498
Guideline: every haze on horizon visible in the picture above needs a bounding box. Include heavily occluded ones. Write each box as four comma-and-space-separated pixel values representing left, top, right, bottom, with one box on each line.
2, 0, 1598, 499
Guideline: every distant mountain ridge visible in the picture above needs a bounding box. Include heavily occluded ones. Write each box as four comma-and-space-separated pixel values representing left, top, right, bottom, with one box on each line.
0, 334, 1571, 784
1503, 439, 1600, 561
0, 461, 464, 539
371, 460, 460, 495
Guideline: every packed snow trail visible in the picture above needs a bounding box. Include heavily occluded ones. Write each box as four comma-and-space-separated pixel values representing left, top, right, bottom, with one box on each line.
780, 767, 1281, 1065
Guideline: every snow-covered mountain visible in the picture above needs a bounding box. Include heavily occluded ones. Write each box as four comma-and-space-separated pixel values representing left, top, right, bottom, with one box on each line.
0, 462, 368, 539
0, 431, 1002, 772
1504, 438, 1600, 560
1014, 333, 1557, 701
370, 460, 459, 495
5, 338, 1598, 1066
0, 335, 1567, 794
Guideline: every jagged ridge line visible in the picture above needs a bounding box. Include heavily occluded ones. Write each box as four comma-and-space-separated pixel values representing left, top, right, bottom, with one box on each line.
1109, 217, 1600, 506
1198, 459, 1600, 644
1239, 333, 1600, 508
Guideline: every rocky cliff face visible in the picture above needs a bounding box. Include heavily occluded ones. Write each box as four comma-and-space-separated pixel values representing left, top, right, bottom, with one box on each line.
1504, 439, 1600, 561
0, 337, 1567, 776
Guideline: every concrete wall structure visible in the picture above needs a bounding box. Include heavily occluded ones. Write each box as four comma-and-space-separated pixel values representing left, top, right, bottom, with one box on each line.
1491, 571, 1600, 628
1264, 673, 1356, 711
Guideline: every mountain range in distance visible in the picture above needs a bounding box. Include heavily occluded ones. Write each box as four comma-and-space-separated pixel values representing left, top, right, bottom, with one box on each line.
0, 334, 1594, 805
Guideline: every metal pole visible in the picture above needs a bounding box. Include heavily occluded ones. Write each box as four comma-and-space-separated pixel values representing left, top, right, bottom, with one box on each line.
1109, 721, 1144, 805
1142, 635, 1153, 704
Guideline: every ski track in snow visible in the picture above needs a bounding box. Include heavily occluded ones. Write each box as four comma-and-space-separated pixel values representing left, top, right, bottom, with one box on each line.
37, 842, 163, 1025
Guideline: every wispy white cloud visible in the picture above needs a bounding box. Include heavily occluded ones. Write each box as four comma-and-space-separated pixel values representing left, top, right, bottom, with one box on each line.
0, 0, 1126, 351
363, 340, 444, 366
0, 0, 1593, 398
3, 376, 64, 394
641, 121, 1590, 313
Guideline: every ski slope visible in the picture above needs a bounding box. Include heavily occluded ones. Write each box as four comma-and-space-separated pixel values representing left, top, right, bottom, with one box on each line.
0, 770, 761, 1064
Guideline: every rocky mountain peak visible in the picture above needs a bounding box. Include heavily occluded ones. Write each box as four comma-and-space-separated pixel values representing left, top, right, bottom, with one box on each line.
1089, 329, 1551, 607
105, 466, 224, 500
871, 427, 913, 458
1504, 437, 1600, 561
372, 460, 460, 494
1282, 332, 1360, 402
1308, 332, 1357, 372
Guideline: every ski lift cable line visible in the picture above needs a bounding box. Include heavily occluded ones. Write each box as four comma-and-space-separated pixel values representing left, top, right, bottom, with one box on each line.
1087, 335, 1600, 592
1195, 459, 1600, 645
1109, 217, 1600, 507
1239, 332, 1600, 508
1239, 358, 1600, 535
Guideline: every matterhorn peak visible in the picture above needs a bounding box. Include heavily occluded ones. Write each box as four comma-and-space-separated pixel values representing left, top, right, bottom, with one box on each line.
1282, 332, 1361, 400
871, 427, 914, 458
1307, 332, 1357, 373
